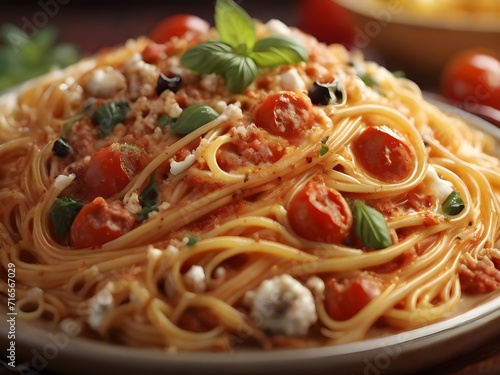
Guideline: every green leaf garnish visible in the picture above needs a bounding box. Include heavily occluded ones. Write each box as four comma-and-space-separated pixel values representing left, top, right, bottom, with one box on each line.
320, 137, 329, 156
442, 191, 465, 215
251, 37, 308, 67
181, 0, 308, 93
186, 235, 200, 246
90, 101, 130, 138
138, 175, 159, 221
215, 0, 256, 51
172, 104, 219, 135
157, 113, 176, 129
392, 70, 406, 78
352, 200, 392, 250
50, 197, 83, 238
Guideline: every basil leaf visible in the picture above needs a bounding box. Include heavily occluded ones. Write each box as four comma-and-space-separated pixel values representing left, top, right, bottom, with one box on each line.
215, 0, 256, 51
91, 102, 130, 138
181, 41, 234, 75
157, 113, 176, 129
352, 200, 392, 250
222, 54, 259, 93
138, 175, 159, 221
442, 191, 465, 215
172, 104, 219, 135
251, 37, 308, 67
50, 197, 83, 238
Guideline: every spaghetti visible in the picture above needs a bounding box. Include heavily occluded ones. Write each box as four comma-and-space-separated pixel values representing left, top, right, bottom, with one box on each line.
1, 0, 500, 352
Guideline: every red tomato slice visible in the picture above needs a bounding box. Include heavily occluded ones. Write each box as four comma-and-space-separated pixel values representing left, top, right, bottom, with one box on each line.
253, 91, 313, 139
288, 181, 353, 244
70, 197, 135, 249
441, 49, 500, 110
352, 126, 414, 183
84, 143, 144, 199
149, 14, 210, 44
324, 274, 383, 321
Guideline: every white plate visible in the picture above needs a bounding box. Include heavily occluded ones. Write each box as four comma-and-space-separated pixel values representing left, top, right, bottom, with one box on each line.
1, 99, 500, 375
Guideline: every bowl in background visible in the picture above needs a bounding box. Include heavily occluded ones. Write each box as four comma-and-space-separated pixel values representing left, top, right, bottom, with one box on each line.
334, 0, 500, 87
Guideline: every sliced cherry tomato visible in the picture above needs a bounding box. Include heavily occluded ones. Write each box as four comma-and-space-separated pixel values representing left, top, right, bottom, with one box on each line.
253, 91, 313, 139
352, 126, 414, 183
288, 181, 353, 244
297, 0, 355, 46
441, 49, 500, 110
149, 14, 210, 44
84, 143, 144, 199
324, 274, 383, 321
70, 197, 135, 249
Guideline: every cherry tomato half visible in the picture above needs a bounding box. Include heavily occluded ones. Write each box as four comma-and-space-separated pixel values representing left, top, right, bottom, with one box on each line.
297, 0, 355, 46
288, 181, 353, 244
253, 91, 313, 139
149, 14, 210, 44
84, 143, 145, 199
324, 274, 383, 321
70, 197, 135, 249
441, 49, 500, 110
352, 126, 414, 183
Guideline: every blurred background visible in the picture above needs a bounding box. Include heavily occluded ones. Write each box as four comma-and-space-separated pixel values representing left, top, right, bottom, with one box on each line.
1, 0, 499, 123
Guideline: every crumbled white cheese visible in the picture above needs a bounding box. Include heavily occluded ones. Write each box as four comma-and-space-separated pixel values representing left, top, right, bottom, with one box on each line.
147, 247, 163, 261
88, 282, 115, 330
200, 73, 220, 92
123, 192, 142, 215
306, 276, 325, 296
280, 68, 306, 92
54, 173, 75, 191
170, 153, 197, 176
214, 100, 228, 113
124, 53, 160, 99
424, 165, 454, 205
85, 67, 126, 98
246, 274, 317, 336
184, 265, 207, 292
165, 244, 179, 257
214, 267, 226, 279
265, 19, 293, 37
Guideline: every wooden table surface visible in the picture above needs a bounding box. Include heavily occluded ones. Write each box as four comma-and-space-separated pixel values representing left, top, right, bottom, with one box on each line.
2, 1, 500, 374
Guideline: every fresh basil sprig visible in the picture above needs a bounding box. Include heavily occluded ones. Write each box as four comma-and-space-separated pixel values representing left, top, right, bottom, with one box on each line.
442, 191, 465, 215
352, 200, 392, 250
50, 197, 83, 238
181, 0, 308, 93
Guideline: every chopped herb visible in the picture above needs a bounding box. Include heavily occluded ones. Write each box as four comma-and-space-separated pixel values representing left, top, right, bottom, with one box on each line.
181, 0, 308, 93
50, 197, 83, 238
90, 101, 130, 138
351, 200, 392, 250
157, 113, 176, 129
392, 70, 406, 78
359, 73, 377, 88
319, 137, 329, 156
52, 137, 71, 157
138, 175, 159, 221
171, 104, 219, 135
62, 113, 85, 135
186, 235, 200, 246
442, 191, 465, 215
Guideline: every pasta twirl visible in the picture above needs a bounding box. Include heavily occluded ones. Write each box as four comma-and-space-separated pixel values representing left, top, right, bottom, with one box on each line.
1, 0, 500, 352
